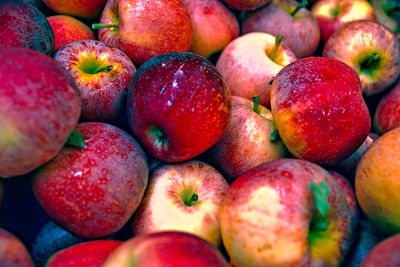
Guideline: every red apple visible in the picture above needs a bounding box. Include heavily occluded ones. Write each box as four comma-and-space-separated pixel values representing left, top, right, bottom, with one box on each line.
270, 57, 371, 166
360, 233, 400, 267
127, 52, 232, 163
216, 32, 297, 108
311, 0, 376, 43
33, 122, 148, 238
323, 20, 400, 96
241, 0, 321, 58
96, 0, 192, 66
182, 0, 239, 59
374, 79, 400, 134
0, 47, 81, 178
48, 15, 95, 52
54, 40, 136, 122
43, 0, 107, 19
218, 158, 353, 266
103, 231, 229, 267
0, 2, 54, 55
132, 160, 228, 247
0, 227, 34, 267
46, 240, 122, 267
207, 96, 286, 182
220, 0, 272, 10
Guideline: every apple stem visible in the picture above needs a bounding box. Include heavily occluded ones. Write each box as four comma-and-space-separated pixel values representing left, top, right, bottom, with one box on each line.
94, 65, 113, 74
291, 0, 308, 17
270, 127, 279, 142
92, 23, 119, 30
268, 35, 283, 62
65, 130, 85, 148
252, 95, 260, 114
184, 193, 199, 207
363, 53, 380, 69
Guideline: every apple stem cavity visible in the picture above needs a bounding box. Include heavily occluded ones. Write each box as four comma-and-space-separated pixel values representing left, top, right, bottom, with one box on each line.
94, 65, 113, 74
65, 130, 85, 148
252, 95, 260, 114
92, 23, 119, 30
268, 35, 283, 62
184, 193, 199, 207
291, 0, 308, 17
150, 127, 168, 149
360, 53, 381, 76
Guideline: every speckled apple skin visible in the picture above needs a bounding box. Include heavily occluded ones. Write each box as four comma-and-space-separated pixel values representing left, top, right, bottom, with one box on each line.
361, 234, 400, 267
33, 122, 148, 238
218, 159, 353, 267
0, 2, 54, 55
127, 52, 232, 163
103, 232, 230, 267
48, 15, 95, 52
221, 0, 272, 10
46, 240, 122, 267
43, 0, 107, 19
241, 0, 320, 58
54, 40, 136, 122
0, 47, 81, 178
0, 227, 34, 267
374, 80, 400, 134
271, 57, 371, 166
98, 0, 192, 66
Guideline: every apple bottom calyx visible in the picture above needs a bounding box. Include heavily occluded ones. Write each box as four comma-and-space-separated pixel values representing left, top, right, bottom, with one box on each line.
148, 126, 169, 150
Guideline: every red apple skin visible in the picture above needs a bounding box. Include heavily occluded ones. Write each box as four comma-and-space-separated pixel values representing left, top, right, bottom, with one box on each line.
216, 32, 297, 108
0, 47, 81, 178
0, 2, 54, 55
182, 0, 239, 59
127, 52, 232, 163
207, 96, 286, 182
270, 57, 371, 166
220, 0, 272, 10
103, 231, 230, 267
241, 0, 321, 58
32, 122, 148, 238
0, 227, 34, 267
218, 158, 353, 266
374, 79, 400, 134
43, 0, 107, 19
360, 233, 400, 267
46, 240, 122, 267
98, 0, 192, 66
48, 15, 95, 52
54, 40, 136, 122
311, 0, 376, 44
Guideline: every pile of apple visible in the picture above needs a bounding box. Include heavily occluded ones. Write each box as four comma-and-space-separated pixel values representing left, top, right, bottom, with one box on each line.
1, 0, 400, 266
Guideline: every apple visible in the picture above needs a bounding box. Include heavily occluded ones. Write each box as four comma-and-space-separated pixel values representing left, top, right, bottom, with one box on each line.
181, 0, 239, 59
32, 122, 149, 238
311, 0, 376, 44
103, 231, 229, 267
54, 40, 136, 122
20, 0, 43, 7
127, 52, 232, 163
216, 32, 297, 108
220, 0, 272, 10
0, 227, 34, 267
0, 47, 81, 178
323, 20, 400, 96
218, 158, 353, 266
374, 79, 400, 134
47, 15, 95, 52
360, 233, 400, 267
241, 0, 321, 58
0, 2, 54, 55
132, 160, 228, 247
270, 56, 371, 166
356, 127, 400, 235
206, 95, 286, 182
46, 240, 122, 267
370, 0, 400, 35
42, 0, 107, 20
95, 0, 192, 66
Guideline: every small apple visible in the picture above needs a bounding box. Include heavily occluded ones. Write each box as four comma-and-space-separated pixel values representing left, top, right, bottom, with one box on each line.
216, 32, 297, 108
370, 0, 400, 34
0, 2, 54, 55
360, 233, 400, 267
220, 0, 272, 10
0, 227, 34, 267
323, 20, 400, 96
311, 0, 376, 43
32, 122, 149, 238
42, 0, 107, 20
241, 0, 321, 58
47, 15, 95, 52
127, 52, 232, 163
132, 160, 228, 247
374, 79, 400, 134
270, 57, 371, 166
95, 0, 192, 66
54, 40, 136, 122
103, 231, 230, 267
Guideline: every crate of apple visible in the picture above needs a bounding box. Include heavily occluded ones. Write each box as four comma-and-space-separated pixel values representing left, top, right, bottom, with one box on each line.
0, 0, 400, 266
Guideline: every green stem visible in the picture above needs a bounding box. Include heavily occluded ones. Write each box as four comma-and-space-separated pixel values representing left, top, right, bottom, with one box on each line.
364, 53, 380, 69
268, 35, 283, 61
92, 23, 119, 30
184, 194, 198, 207
291, 0, 308, 16
94, 65, 113, 74
252, 95, 260, 114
